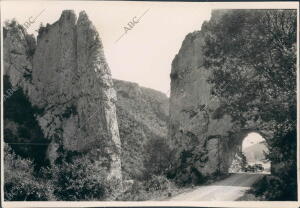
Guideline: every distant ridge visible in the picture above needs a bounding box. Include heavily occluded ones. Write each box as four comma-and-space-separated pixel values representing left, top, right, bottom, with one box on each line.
243, 142, 268, 163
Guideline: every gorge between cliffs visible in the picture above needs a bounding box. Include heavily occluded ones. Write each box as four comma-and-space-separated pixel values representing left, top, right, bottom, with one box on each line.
3, 8, 297, 202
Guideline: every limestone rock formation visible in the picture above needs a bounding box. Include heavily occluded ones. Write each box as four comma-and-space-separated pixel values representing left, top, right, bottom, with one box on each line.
3, 21, 36, 94
4, 10, 122, 182
113, 79, 169, 179
169, 11, 248, 178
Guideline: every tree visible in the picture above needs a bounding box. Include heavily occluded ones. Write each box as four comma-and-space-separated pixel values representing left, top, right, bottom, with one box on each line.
239, 151, 248, 171
229, 150, 247, 172
202, 9, 297, 200
202, 10, 296, 126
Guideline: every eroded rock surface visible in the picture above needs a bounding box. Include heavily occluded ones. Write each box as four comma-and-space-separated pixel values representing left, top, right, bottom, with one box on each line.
169, 11, 265, 178
4, 10, 122, 182
169, 31, 232, 177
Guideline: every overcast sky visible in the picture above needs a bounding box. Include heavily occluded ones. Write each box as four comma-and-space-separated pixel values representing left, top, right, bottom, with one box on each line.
2, 1, 296, 95
243, 132, 265, 149
1, 1, 213, 95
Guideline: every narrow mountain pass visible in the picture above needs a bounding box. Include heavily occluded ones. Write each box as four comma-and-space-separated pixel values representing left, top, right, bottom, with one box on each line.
168, 173, 264, 201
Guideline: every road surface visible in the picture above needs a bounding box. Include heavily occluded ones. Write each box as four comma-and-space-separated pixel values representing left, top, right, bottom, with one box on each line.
169, 173, 264, 201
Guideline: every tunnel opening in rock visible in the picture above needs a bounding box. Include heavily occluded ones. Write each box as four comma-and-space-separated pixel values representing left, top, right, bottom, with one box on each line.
229, 132, 270, 174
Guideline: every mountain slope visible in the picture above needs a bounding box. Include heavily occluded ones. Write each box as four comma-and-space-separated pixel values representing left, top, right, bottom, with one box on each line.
113, 79, 169, 179
243, 142, 268, 163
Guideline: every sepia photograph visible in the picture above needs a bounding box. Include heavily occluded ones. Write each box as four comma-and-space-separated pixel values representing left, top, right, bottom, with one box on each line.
1, 0, 299, 205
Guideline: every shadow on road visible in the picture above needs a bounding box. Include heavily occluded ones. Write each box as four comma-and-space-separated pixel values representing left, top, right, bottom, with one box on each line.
212, 173, 264, 188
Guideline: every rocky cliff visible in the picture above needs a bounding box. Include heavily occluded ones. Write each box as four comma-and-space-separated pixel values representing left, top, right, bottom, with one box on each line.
4, 10, 122, 182
169, 10, 258, 180
113, 79, 169, 179
169, 34, 233, 178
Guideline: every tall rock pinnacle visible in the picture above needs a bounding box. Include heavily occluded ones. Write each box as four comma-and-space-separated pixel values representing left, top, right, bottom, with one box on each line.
4, 10, 122, 183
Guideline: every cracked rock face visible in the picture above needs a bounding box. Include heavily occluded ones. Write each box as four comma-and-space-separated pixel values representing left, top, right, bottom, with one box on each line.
169, 10, 275, 178
169, 17, 236, 177
4, 10, 122, 182
3, 23, 36, 95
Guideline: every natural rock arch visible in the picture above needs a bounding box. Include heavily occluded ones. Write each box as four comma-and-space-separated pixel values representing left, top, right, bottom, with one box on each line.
168, 13, 276, 179
227, 130, 271, 173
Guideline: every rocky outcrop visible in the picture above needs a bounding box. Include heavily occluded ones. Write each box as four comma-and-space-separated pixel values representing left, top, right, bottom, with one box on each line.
169, 31, 233, 177
113, 79, 169, 179
4, 11, 122, 182
3, 21, 48, 166
169, 10, 265, 178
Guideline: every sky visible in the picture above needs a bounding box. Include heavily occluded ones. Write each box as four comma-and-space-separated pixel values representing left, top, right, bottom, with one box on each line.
242, 132, 265, 149
2, 1, 296, 95
1, 1, 213, 95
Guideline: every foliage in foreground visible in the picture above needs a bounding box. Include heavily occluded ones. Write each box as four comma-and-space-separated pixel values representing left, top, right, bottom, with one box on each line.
117, 175, 174, 201
5, 143, 174, 201
4, 145, 118, 201
51, 154, 115, 201
202, 9, 297, 200
4, 144, 54, 201
250, 128, 297, 201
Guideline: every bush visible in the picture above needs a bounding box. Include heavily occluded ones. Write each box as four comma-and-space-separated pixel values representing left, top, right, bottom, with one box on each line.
250, 125, 297, 201
118, 175, 173, 201
251, 159, 297, 201
143, 138, 173, 178
5, 179, 53, 201
145, 175, 170, 192
5, 144, 121, 201
52, 155, 113, 201
117, 180, 148, 201
251, 175, 285, 200
4, 144, 53, 201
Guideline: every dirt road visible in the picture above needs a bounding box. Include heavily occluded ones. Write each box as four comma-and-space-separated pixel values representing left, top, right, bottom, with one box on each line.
169, 173, 264, 201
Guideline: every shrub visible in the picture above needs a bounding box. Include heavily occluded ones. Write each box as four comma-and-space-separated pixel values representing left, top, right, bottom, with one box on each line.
145, 175, 170, 192
4, 144, 53, 201
118, 175, 173, 201
251, 175, 285, 200
52, 155, 112, 201
5, 179, 53, 201
251, 160, 297, 201
117, 180, 148, 201
143, 138, 173, 178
